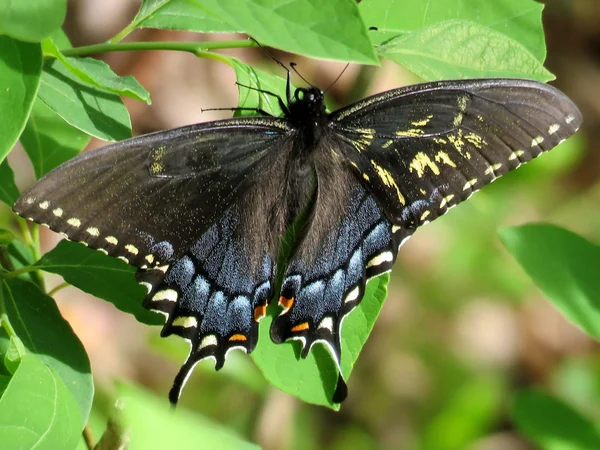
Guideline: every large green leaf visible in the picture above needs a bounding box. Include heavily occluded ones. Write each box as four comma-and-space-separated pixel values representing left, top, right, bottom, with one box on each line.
2, 278, 93, 426
0, 0, 66, 42
359, 0, 546, 61
20, 99, 90, 178
512, 390, 600, 450
252, 274, 389, 408
38, 59, 131, 142
35, 240, 162, 326
499, 224, 600, 341
0, 36, 42, 164
121, 384, 259, 450
378, 20, 553, 81
131, 0, 238, 33
192, 0, 377, 63
0, 355, 80, 450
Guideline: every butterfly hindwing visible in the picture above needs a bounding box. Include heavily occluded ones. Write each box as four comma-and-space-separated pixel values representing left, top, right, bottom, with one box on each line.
331, 79, 582, 227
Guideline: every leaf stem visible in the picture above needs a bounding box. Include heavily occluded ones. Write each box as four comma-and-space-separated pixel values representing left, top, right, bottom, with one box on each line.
59, 39, 256, 59
48, 281, 70, 297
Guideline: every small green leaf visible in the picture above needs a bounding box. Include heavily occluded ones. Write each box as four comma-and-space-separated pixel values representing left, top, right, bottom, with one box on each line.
0, 159, 20, 206
225, 57, 289, 116
512, 389, 600, 450
0, 355, 80, 449
0, 0, 66, 42
38, 59, 132, 142
252, 274, 389, 408
121, 384, 260, 450
35, 240, 162, 326
43, 38, 151, 104
2, 278, 93, 426
499, 224, 600, 341
359, 0, 546, 61
192, 0, 377, 63
0, 36, 42, 164
20, 99, 90, 178
3, 336, 25, 374
133, 0, 238, 33
379, 20, 553, 81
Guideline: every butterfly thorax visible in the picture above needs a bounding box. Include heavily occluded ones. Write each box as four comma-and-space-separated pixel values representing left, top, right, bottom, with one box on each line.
287, 87, 329, 152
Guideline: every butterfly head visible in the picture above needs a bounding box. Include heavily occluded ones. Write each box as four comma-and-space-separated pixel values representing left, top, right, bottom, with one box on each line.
289, 87, 327, 123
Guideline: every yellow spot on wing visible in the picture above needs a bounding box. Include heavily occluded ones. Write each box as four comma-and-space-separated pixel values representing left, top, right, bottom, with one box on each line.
411, 114, 433, 127
173, 316, 198, 328
382, 139, 394, 149
457, 95, 468, 112
453, 112, 463, 127
39, 201, 50, 210
508, 150, 525, 161
464, 133, 486, 149
52, 208, 63, 217
531, 136, 544, 147
371, 160, 406, 205
105, 236, 118, 245
86, 227, 99, 237
548, 124, 560, 134
409, 152, 440, 178
440, 194, 455, 209
395, 128, 425, 137
420, 210, 431, 221
435, 151, 456, 167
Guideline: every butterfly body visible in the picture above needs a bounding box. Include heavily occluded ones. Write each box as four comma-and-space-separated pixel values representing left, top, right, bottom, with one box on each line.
13, 77, 582, 405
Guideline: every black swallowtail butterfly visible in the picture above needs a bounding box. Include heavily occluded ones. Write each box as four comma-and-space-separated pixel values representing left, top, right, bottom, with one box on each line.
13, 73, 582, 405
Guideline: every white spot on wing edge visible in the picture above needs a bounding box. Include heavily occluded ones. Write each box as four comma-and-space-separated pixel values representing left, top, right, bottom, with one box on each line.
52, 208, 63, 217
152, 289, 178, 302
172, 316, 198, 328
125, 244, 139, 255
344, 286, 360, 304
199, 334, 218, 350
548, 124, 560, 134
139, 281, 152, 294
86, 227, 100, 237
67, 218, 81, 228
105, 236, 118, 245
318, 316, 334, 332
39, 201, 50, 210
565, 114, 576, 124
366, 251, 394, 268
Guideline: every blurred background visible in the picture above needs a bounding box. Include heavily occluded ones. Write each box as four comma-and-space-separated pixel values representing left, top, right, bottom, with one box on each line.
6, 0, 600, 449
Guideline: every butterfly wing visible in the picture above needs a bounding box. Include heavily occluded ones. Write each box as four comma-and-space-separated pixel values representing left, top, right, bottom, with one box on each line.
331, 78, 582, 227
14, 117, 296, 404
270, 79, 582, 402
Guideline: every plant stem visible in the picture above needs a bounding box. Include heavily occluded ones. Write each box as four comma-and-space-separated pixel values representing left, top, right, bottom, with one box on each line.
48, 281, 70, 297
60, 39, 256, 59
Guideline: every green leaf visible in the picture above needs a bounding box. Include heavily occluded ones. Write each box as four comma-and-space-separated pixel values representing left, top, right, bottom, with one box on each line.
2, 277, 93, 426
224, 56, 289, 116
512, 390, 600, 450
0, 159, 20, 206
378, 20, 553, 82
34, 240, 162, 326
20, 99, 90, 178
0, 36, 42, 163
43, 38, 151, 104
499, 224, 600, 341
0, 355, 80, 449
252, 274, 389, 408
359, 0, 546, 61
0, 0, 66, 42
192, 0, 378, 63
121, 384, 260, 450
132, 0, 238, 33
38, 59, 132, 142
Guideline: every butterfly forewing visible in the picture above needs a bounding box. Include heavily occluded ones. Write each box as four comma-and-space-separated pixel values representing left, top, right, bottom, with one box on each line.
331, 79, 582, 228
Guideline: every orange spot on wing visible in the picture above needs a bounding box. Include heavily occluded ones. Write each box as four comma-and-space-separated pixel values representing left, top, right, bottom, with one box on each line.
253, 305, 267, 322
228, 334, 247, 342
290, 322, 309, 332
278, 296, 294, 310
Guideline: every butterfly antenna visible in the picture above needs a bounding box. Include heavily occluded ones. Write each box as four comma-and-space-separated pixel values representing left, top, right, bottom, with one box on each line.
324, 63, 350, 94
289, 62, 313, 87
249, 36, 293, 104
